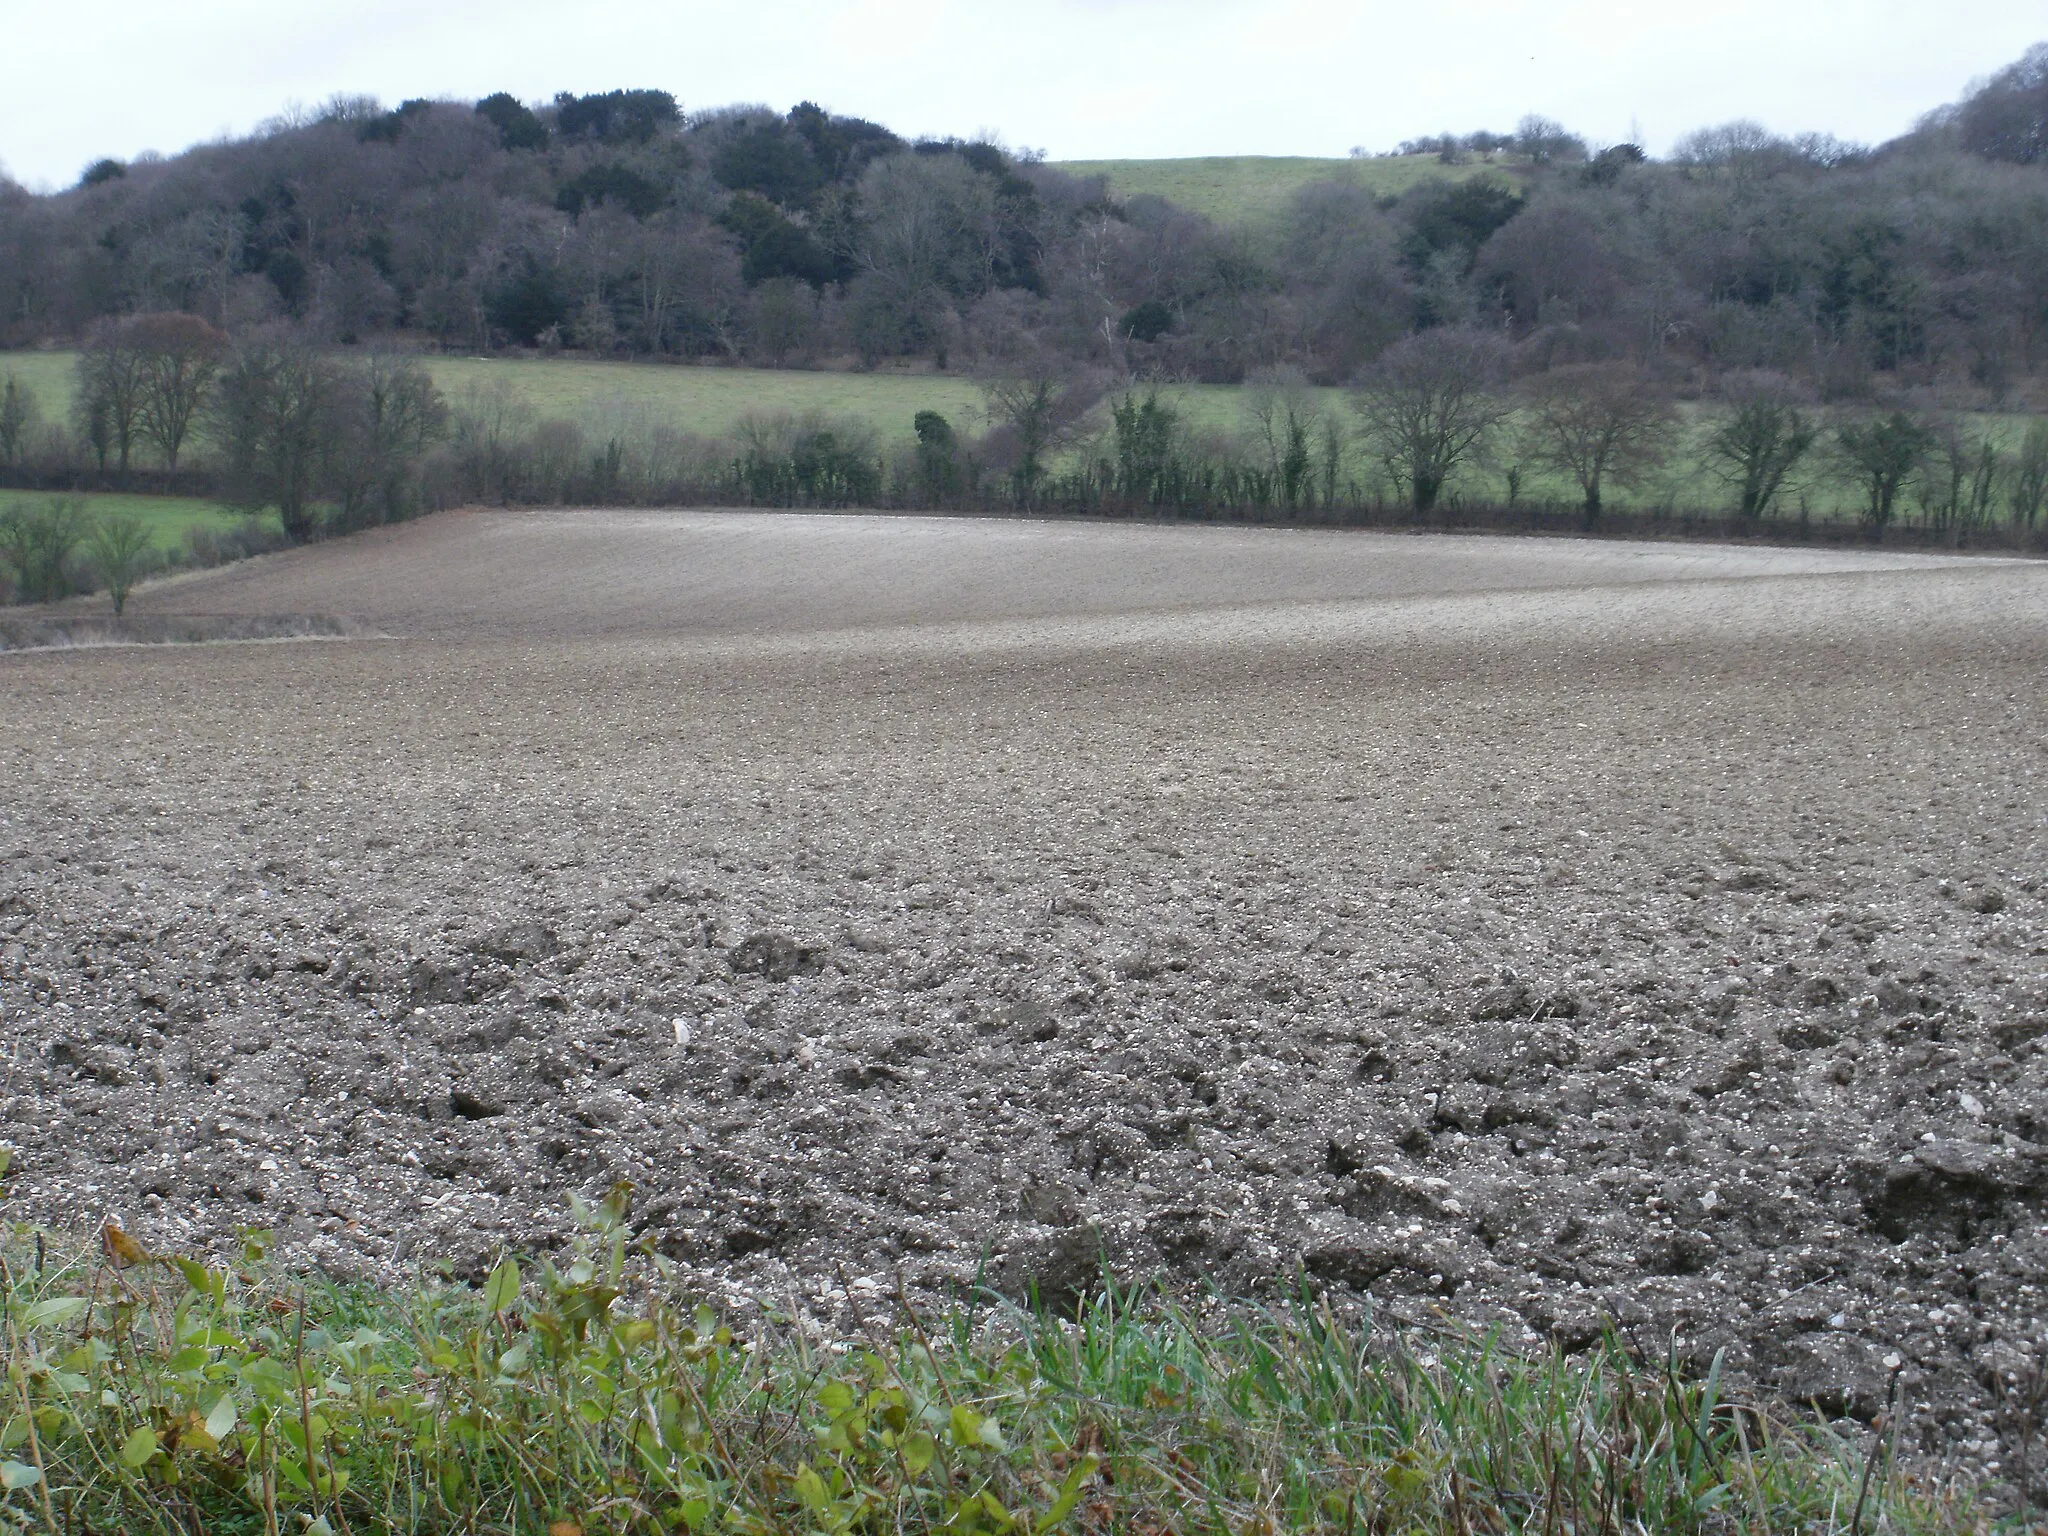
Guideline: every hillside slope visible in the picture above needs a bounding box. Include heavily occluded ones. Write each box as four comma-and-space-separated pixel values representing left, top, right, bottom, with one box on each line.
1048, 153, 1503, 223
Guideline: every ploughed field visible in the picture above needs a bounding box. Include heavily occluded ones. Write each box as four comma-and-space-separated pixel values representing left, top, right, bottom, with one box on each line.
5, 511, 2047, 1473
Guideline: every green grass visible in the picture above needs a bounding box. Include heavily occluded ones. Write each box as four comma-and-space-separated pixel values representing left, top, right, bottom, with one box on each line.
429, 355, 994, 448
0, 352, 77, 415
0, 1194, 1985, 1535
0, 491, 255, 551
1048, 154, 1503, 225
3, 351, 993, 452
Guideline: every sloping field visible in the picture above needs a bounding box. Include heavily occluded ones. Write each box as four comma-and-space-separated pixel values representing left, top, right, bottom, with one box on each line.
123, 507, 1980, 639
5, 513, 2047, 1480
1050, 154, 1496, 223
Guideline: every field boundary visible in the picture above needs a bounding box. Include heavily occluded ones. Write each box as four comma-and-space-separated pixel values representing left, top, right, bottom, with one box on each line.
503, 497, 2048, 558
0, 612, 354, 652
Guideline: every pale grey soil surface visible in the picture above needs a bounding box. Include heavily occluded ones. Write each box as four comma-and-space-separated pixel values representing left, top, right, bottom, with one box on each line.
6, 511, 2048, 1483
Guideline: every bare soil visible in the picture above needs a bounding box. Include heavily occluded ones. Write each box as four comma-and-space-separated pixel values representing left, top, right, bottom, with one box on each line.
5, 511, 2047, 1482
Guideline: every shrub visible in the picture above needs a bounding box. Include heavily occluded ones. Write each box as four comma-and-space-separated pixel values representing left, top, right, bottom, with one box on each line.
0, 1192, 1982, 1536
0, 498, 87, 604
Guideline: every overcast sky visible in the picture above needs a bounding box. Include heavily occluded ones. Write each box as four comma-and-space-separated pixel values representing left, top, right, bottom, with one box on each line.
1, 0, 2040, 190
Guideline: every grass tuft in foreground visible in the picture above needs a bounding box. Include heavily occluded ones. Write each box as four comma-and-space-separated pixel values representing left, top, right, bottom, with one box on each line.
0, 1187, 1981, 1534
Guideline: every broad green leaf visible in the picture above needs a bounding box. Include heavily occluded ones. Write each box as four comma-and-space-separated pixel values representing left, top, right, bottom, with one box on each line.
240, 1358, 295, 1398
173, 1260, 229, 1304
818, 1380, 855, 1416
496, 1341, 530, 1375
59, 1341, 108, 1373
0, 1460, 40, 1491
118, 1427, 158, 1469
481, 1258, 520, 1314
947, 1407, 1006, 1452
203, 1395, 237, 1441
1036, 1456, 1100, 1534
794, 1463, 830, 1511
21, 1298, 86, 1330
901, 1429, 937, 1475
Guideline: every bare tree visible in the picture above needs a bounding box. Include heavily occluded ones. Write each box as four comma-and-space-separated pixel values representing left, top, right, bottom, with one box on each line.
2008, 420, 2048, 532
327, 355, 449, 529
1244, 366, 1326, 511
1956, 41, 2048, 165
132, 313, 229, 471
744, 277, 819, 367
0, 374, 36, 470
1702, 373, 1816, 520
75, 321, 150, 474
88, 511, 154, 615
1917, 418, 2002, 542
1835, 408, 1935, 536
1519, 363, 1678, 523
211, 334, 342, 543
1350, 329, 1509, 513
0, 498, 86, 604
982, 359, 1101, 505
850, 153, 1000, 365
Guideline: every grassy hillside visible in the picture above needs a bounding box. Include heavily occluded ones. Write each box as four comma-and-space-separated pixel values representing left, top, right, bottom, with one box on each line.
0, 490, 250, 550
1048, 154, 1502, 224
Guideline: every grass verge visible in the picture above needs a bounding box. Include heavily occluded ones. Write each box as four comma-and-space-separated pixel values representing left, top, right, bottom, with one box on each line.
0, 1189, 1981, 1535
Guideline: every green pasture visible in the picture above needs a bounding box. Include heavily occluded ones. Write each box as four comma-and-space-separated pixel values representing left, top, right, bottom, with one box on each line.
428, 354, 991, 446
2, 349, 993, 451
0, 489, 253, 550
431, 356, 1297, 453
1049, 154, 1498, 224
0, 349, 75, 411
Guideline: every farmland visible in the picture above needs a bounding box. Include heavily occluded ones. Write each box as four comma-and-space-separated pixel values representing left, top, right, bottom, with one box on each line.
2, 510, 2045, 1483
10, 348, 2043, 526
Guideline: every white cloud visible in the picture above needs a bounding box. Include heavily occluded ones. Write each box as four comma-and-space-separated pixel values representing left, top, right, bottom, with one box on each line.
0, 0, 2038, 187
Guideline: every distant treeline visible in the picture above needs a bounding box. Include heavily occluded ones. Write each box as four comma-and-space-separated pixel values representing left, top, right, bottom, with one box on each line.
2, 46, 2046, 397
6, 317, 2046, 612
